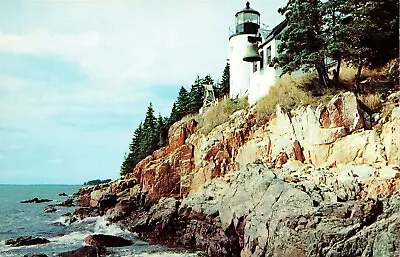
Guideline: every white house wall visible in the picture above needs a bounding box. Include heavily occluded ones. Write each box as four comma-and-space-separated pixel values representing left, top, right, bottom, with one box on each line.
248, 39, 281, 105
229, 34, 254, 98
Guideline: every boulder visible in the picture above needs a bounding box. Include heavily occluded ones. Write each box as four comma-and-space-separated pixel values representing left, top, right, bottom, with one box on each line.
148, 197, 179, 226
79, 193, 91, 207
90, 190, 105, 207
20, 198, 52, 204
5, 236, 50, 247
106, 200, 134, 221
84, 234, 132, 247
57, 198, 74, 207
58, 192, 68, 197
57, 246, 106, 257
322, 92, 366, 133
98, 193, 117, 210
23, 254, 48, 257
73, 207, 100, 220
44, 205, 57, 213
381, 107, 400, 164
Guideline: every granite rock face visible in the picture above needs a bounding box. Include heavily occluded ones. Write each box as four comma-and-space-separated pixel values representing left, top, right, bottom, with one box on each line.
182, 165, 400, 257
72, 91, 400, 256
116, 164, 399, 257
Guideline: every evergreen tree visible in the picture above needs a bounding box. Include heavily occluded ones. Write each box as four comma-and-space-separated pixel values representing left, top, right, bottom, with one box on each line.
141, 103, 157, 156
120, 122, 143, 176
120, 152, 131, 176
188, 76, 205, 114
217, 63, 230, 98
202, 74, 214, 85
322, 0, 348, 84
155, 114, 168, 148
175, 86, 190, 120
334, 0, 399, 86
169, 102, 180, 125
276, 0, 330, 87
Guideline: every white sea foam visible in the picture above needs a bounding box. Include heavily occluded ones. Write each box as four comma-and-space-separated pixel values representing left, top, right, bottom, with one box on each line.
92, 216, 126, 235
50, 231, 88, 245
52, 216, 71, 226
121, 253, 201, 257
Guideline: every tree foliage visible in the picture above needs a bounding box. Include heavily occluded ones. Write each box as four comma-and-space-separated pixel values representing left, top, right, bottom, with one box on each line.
121, 74, 216, 176
276, 0, 330, 87
276, 0, 399, 88
216, 62, 230, 98
120, 104, 168, 176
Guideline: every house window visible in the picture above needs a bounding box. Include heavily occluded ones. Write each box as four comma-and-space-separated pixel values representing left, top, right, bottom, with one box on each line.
266, 46, 272, 66
260, 50, 264, 70
253, 62, 258, 72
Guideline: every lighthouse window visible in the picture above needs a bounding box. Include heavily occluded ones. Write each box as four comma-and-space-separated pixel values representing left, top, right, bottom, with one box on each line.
266, 46, 272, 66
260, 50, 264, 70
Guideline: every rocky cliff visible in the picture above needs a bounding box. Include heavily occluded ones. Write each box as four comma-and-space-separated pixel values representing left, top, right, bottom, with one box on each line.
73, 91, 400, 257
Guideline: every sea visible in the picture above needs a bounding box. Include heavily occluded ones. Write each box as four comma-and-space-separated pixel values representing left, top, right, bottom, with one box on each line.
0, 185, 200, 257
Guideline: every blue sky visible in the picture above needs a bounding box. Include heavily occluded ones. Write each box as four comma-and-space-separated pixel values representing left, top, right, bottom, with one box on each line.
0, 0, 284, 184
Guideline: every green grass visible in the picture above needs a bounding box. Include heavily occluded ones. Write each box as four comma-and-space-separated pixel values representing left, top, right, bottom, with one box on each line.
198, 97, 249, 135
256, 74, 337, 122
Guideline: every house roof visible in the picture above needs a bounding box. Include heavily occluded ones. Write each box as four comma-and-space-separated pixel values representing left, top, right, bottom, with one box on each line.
259, 28, 271, 41
260, 20, 287, 48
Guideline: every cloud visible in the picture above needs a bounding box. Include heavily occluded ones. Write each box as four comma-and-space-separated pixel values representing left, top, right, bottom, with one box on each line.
0, 0, 287, 184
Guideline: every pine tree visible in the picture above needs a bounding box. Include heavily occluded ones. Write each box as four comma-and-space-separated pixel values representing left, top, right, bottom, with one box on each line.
155, 114, 168, 148
169, 102, 180, 125
188, 76, 205, 114
202, 74, 214, 85
120, 122, 143, 176
175, 86, 190, 120
334, 0, 399, 87
141, 103, 157, 156
217, 63, 230, 98
322, 0, 348, 85
276, 0, 330, 88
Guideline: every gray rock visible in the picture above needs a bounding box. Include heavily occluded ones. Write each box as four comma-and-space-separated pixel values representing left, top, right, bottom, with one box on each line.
181, 164, 400, 257
44, 205, 57, 213
6, 236, 50, 247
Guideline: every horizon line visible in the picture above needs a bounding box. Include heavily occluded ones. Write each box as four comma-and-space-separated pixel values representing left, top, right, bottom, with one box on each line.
0, 183, 82, 186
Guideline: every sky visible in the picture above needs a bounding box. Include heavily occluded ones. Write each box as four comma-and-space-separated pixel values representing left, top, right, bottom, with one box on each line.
0, 0, 285, 185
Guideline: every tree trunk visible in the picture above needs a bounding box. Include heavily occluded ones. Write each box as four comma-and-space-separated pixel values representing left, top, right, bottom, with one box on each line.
316, 62, 330, 89
333, 57, 341, 86
354, 55, 363, 91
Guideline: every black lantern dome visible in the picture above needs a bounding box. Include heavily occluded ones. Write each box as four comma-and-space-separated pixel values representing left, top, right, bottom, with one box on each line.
233, 2, 260, 37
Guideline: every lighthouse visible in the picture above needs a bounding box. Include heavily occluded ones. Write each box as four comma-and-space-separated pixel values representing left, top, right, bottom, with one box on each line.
229, 2, 260, 99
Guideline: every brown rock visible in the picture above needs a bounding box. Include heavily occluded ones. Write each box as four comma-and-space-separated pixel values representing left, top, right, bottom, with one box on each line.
106, 200, 134, 221
79, 193, 91, 207
276, 152, 289, 167
324, 92, 366, 133
291, 140, 305, 162
57, 246, 106, 257
362, 179, 400, 198
6, 236, 50, 247
84, 234, 132, 247
20, 198, 52, 204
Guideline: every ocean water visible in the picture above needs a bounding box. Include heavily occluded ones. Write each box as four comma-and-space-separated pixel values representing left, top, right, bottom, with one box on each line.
0, 185, 199, 257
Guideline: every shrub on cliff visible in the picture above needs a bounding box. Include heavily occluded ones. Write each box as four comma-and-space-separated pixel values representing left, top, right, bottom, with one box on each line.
198, 97, 248, 135
256, 74, 336, 122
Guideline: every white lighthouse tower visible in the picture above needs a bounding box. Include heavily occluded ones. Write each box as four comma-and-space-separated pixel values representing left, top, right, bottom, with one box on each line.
229, 2, 260, 99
